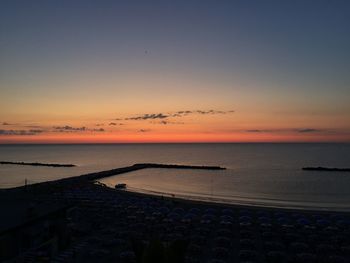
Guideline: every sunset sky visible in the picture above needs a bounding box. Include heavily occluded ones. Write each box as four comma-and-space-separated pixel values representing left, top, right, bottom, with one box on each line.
1, 0, 349, 143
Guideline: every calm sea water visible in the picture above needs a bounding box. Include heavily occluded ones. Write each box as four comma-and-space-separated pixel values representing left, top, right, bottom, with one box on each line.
1, 144, 350, 210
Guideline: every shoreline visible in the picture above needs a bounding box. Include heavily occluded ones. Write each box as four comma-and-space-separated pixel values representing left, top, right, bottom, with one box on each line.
1, 162, 349, 213
2, 163, 350, 262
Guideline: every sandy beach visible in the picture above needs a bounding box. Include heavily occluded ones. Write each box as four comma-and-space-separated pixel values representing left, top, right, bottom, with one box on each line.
1, 164, 350, 263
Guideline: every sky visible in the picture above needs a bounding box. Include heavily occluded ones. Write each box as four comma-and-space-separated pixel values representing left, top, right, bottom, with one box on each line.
0, 0, 349, 143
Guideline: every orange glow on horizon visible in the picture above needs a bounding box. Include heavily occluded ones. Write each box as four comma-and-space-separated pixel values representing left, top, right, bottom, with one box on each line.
1, 131, 349, 144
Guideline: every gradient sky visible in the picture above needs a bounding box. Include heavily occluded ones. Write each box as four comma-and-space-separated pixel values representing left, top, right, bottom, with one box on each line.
1, 0, 349, 143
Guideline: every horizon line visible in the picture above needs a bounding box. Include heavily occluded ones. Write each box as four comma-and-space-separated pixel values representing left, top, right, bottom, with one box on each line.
1, 141, 349, 145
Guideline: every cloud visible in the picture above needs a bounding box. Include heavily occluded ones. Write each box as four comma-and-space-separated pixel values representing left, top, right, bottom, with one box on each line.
123, 109, 234, 121
91, 128, 105, 132
54, 126, 87, 131
25, 125, 43, 128
171, 110, 193, 117
109, 122, 124, 126
95, 123, 104, 127
126, 113, 169, 120
245, 129, 265, 133
2, 122, 13, 126
152, 120, 185, 125
53, 126, 105, 132
196, 110, 224, 114
0, 129, 44, 135
297, 128, 321, 133
170, 110, 234, 117
138, 129, 151, 132
244, 128, 325, 134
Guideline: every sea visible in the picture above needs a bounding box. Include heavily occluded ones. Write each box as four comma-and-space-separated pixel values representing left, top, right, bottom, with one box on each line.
1, 143, 350, 211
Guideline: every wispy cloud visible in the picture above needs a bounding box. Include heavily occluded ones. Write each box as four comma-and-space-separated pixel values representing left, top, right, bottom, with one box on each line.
53, 126, 105, 132
0, 129, 44, 135
171, 109, 234, 117
297, 128, 321, 133
2, 122, 11, 125
244, 128, 326, 134
91, 128, 105, 132
54, 126, 87, 131
152, 120, 185, 125
138, 129, 151, 133
245, 129, 271, 133
123, 109, 234, 121
126, 113, 169, 120
109, 122, 123, 126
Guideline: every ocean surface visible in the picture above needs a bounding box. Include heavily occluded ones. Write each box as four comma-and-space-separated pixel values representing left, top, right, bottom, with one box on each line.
1, 143, 350, 210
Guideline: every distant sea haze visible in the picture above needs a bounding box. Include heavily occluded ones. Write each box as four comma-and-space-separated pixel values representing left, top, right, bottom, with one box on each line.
1, 143, 350, 210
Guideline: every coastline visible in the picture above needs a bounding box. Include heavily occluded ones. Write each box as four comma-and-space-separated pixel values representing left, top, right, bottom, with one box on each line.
1, 163, 350, 262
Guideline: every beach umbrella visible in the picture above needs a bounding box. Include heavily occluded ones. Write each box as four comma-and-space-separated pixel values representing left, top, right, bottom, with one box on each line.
187, 244, 202, 256
324, 226, 339, 233
220, 220, 233, 227
317, 219, 331, 227
212, 247, 229, 259
195, 226, 210, 235
264, 241, 285, 251
239, 211, 253, 219
200, 219, 212, 224
173, 207, 185, 215
239, 230, 253, 239
239, 238, 255, 250
296, 252, 316, 263
258, 216, 271, 224
328, 255, 347, 263
274, 211, 287, 218
290, 242, 308, 253
158, 206, 170, 215
214, 237, 231, 248
163, 217, 173, 223
216, 228, 231, 238
191, 234, 206, 246
202, 214, 216, 221
168, 212, 181, 220
152, 211, 162, 217
183, 213, 196, 222
239, 215, 252, 222
239, 221, 252, 228
330, 214, 345, 221
119, 250, 136, 261
145, 215, 156, 222
205, 208, 216, 214
316, 244, 334, 255
266, 250, 286, 262
280, 224, 295, 233
175, 225, 186, 233
336, 219, 350, 228
220, 215, 233, 222
276, 217, 290, 225
221, 208, 234, 215
239, 249, 257, 261
257, 211, 269, 218
296, 218, 311, 226
189, 207, 201, 214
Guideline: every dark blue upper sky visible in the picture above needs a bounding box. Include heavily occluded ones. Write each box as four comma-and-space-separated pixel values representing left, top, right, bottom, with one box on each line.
0, 0, 350, 142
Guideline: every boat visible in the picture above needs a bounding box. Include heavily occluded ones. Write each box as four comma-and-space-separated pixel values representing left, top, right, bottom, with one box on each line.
115, 183, 127, 189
